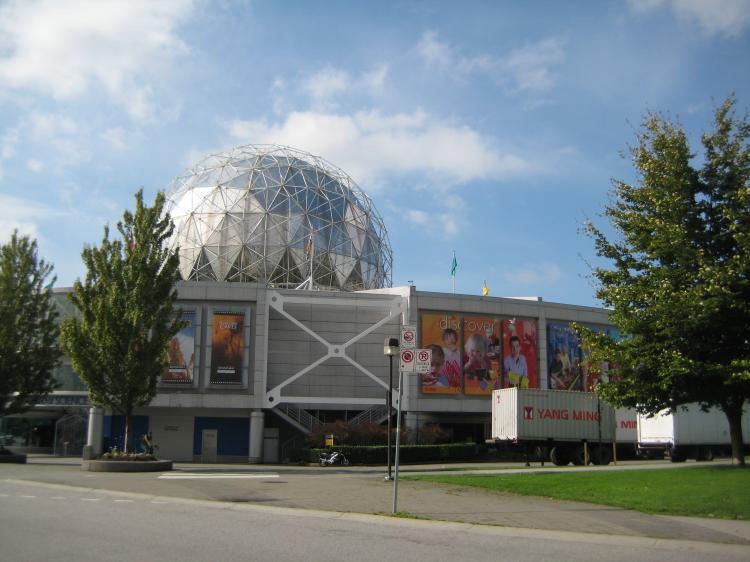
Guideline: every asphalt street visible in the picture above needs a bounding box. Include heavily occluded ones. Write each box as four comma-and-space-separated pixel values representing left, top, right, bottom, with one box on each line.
1, 456, 749, 562
1, 479, 748, 562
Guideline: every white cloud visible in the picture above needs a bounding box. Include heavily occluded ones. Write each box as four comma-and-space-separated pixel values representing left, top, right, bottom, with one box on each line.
26, 159, 43, 172
502, 262, 562, 285
101, 127, 128, 150
224, 109, 531, 187
0, 193, 66, 242
0, 0, 193, 121
628, 0, 750, 37
415, 31, 565, 94
363, 65, 389, 95
302, 67, 351, 103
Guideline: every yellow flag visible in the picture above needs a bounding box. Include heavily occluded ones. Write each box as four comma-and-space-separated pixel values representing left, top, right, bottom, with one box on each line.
482, 280, 489, 296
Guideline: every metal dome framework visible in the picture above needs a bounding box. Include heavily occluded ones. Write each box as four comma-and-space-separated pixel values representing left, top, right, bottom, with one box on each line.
165, 145, 393, 291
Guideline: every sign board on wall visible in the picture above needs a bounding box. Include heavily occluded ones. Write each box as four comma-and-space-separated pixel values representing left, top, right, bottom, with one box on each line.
399, 348, 415, 372
415, 348, 432, 373
400, 325, 417, 349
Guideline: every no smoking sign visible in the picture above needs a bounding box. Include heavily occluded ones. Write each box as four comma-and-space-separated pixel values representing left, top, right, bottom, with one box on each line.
401, 325, 416, 349
399, 349, 415, 372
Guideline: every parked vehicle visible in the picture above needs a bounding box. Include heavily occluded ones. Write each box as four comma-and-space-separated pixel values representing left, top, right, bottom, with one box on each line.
318, 450, 350, 466
637, 404, 750, 462
491, 388, 619, 465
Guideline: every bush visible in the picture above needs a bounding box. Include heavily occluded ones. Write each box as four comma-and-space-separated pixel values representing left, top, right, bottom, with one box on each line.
99, 446, 157, 461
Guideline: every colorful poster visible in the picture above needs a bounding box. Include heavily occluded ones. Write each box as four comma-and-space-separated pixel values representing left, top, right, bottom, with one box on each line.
501, 319, 538, 388
419, 313, 461, 394
210, 311, 245, 385
163, 310, 196, 382
547, 322, 584, 391
462, 316, 500, 396
582, 325, 621, 391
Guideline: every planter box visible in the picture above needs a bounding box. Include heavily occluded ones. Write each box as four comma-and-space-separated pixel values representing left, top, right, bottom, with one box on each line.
0, 453, 27, 464
81, 459, 173, 472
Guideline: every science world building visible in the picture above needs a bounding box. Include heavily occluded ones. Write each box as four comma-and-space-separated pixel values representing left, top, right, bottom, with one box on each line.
3, 145, 616, 463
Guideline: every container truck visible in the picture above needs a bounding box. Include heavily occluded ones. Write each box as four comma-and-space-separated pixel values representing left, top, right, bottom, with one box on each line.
491, 388, 621, 465
637, 404, 750, 462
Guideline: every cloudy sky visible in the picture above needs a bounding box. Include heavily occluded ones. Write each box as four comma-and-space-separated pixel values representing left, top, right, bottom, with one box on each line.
1, 0, 749, 306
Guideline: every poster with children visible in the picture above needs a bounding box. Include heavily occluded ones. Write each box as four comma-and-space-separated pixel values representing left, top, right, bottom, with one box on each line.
546, 322, 584, 391
501, 319, 537, 388
419, 312, 461, 394
462, 315, 500, 396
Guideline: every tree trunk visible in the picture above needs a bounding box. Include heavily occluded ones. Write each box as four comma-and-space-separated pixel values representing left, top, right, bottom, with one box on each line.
722, 403, 746, 466
124, 412, 133, 454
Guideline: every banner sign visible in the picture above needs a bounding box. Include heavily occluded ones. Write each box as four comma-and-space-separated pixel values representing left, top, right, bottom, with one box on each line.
419, 313, 461, 394
163, 310, 196, 383
210, 311, 245, 385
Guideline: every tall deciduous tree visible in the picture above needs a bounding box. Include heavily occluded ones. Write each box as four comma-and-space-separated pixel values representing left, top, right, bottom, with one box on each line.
0, 232, 60, 429
61, 190, 182, 453
581, 97, 750, 465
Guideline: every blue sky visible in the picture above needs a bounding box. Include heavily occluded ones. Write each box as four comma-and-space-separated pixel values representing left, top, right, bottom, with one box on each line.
1, 0, 749, 307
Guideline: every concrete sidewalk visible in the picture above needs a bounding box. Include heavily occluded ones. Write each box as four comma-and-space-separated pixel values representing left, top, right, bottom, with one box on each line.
3, 456, 749, 546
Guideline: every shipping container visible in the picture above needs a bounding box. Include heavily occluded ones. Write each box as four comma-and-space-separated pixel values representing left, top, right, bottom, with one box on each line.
491, 388, 617, 465
637, 403, 750, 462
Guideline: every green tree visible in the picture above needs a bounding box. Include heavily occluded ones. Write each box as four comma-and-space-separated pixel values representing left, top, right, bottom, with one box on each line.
581, 97, 750, 465
61, 190, 182, 453
0, 232, 60, 435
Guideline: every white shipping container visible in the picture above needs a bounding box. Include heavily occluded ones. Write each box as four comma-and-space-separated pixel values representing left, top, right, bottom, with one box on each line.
492, 388, 615, 443
637, 404, 750, 447
615, 408, 638, 443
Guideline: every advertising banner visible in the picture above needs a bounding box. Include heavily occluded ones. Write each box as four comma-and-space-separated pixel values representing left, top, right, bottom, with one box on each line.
163, 310, 196, 383
501, 319, 537, 388
462, 315, 500, 396
210, 311, 245, 385
419, 313, 461, 394
582, 325, 620, 391
546, 322, 584, 391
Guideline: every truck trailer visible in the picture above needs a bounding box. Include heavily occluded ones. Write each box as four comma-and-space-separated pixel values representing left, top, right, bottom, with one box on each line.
491, 388, 622, 465
637, 404, 750, 462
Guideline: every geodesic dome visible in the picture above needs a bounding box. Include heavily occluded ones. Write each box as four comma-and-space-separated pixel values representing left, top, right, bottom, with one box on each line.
164, 144, 393, 291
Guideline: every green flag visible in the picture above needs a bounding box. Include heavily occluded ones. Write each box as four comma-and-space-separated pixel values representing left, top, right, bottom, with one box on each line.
450, 251, 457, 276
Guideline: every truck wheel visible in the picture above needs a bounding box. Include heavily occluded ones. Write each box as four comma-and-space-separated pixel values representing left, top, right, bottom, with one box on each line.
668, 446, 686, 463
591, 446, 612, 465
550, 447, 569, 466
697, 447, 714, 462
570, 445, 586, 466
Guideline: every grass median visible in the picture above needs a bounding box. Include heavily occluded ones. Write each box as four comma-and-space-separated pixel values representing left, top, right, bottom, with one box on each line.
405, 466, 750, 520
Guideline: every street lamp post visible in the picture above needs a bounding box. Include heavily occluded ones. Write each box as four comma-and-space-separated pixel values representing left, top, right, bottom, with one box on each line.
383, 337, 399, 481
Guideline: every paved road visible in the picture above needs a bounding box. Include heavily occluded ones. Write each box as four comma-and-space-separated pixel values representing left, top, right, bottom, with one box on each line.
3, 457, 750, 546
1, 479, 748, 562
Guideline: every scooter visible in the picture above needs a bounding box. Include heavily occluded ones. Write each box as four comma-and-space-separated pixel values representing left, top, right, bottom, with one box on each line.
319, 450, 350, 466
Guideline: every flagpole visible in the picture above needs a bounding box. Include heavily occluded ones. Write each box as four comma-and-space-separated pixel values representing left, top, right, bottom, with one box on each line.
451, 250, 457, 294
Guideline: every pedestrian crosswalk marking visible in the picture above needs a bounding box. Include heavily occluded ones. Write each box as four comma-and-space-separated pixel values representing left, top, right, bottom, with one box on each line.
158, 473, 279, 480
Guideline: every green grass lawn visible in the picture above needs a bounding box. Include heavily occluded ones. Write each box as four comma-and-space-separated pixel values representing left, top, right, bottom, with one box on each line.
406, 466, 750, 520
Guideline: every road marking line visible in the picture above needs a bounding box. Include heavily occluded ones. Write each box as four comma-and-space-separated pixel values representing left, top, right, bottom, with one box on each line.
0, 494, 8, 497
80, 498, 100, 502
113, 499, 134, 503
49, 496, 66, 500
151, 501, 170, 504
20, 495, 36, 498
158, 473, 279, 480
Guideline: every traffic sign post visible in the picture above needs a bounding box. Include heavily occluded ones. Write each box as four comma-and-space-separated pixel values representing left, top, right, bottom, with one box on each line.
399, 349, 415, 372
400, 325, 416, 349
415, 348, 432, 373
